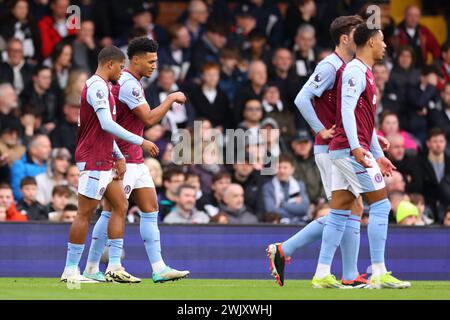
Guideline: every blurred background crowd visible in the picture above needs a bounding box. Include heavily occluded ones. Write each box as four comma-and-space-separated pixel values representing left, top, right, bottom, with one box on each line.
0, 0, 450, 227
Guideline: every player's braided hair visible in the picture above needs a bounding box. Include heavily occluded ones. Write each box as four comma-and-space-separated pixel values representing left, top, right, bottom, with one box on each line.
127, 37, 159, 59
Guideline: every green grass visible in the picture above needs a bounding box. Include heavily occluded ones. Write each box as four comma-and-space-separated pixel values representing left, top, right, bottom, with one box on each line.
1, 278, 450, 300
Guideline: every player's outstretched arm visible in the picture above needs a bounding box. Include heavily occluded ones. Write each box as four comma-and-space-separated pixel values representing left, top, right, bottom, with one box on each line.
132, 91, 187, 126
294, 62, 335, 138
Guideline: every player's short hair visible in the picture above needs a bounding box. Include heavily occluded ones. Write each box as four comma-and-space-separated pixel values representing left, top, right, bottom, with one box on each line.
162, 167, 185, 183
201, 62, 220, 73
212, 171, 231, 184
97, 45, 125, 65
127, 37, 159, 59
63, 204, 78, 212
329, 15, 364, 46
353, 22, 381, 48
176, 183, 196, 196
278, 154, 294, 166
20, 177, 37, 188
427, 127, 446, 140
52, 185, 71, 197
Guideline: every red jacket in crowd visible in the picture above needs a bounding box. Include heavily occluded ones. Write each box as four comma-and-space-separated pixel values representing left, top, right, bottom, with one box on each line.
7, 204, 28, 222
38, 15, 78, 59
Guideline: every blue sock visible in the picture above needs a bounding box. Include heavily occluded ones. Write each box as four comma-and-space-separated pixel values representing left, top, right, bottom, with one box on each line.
108, 238, 123, 269
281, 216, 326, 257
318, 209, 350, 266
340, 214, 361, 281
65, 243, 85, 269
368, 198, 391, 264
140, 212, 165, 272
85, 211, 111, 272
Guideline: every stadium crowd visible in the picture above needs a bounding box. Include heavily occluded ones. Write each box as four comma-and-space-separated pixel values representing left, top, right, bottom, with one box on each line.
0, 0, 450, 226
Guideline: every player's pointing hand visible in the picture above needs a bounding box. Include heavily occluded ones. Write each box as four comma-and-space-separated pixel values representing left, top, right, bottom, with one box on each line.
142, 140, 159, 158
168, 91, 187, 105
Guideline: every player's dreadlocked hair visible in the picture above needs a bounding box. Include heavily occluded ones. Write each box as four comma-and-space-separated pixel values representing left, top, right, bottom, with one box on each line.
353, 22, 382, 47
329, 15, 364, 46
98, 45, 125, 65
127, 37, 159, 59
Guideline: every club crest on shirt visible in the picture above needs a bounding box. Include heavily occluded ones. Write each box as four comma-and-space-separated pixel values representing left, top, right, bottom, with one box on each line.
99, 187, 106, 196
124, 185, 131, 194
132, 87, 140, 98
348, 78, 356, 87
374, 173, 383, 183
96, 89, 105, 99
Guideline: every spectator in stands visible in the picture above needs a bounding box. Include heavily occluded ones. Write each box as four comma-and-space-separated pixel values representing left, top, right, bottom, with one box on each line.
420, 128, 450, 222
45, 41, 73, 106
443, 207, 450, 227
0, 183, 27, 221
387, 46, 421, 114
388, 190, 409, 224
234, 60, 267, 123
261, 84, 296, 139
231, 156, 264, 219
385, 171, 406, 195
240, 29, 272, 65
228, 4, 257, 52
163, 183, 210, 224
409, 193, 434, 226
37, 0, 76, 59
395, 200, 419, 226
144, 157, 163, 194
159, 167, 186, 219
185, 171, 203, 202
237, 99, 264, 147
0, 0, 41, 62
284, 0, 318, 48
429, 82, 450, 151
0, 38, 33, 95
209, 211, 229, 224
71, 20, 99, 74
218, 47, 247, 102
290, 130, 325, 204
440, 42, 450, 84
183, 0, 209, 44
158, 24, 192, 82
386, 133, 422, 193
406, 65, 441, 145
262, 154, 310, 224
292, 24, 317, 82
35, 147, 70, 205
131, 3, 168, 47
46, 185, 70, 222
197, 171, 231, 217
0, 121, 25, 167
269, 47, 302, 122
60, 203, 77, 223
50, 95, 79, 156
394, 5, 440, 69
189, 62, 233, 129
372, 62, 399, 116
20, 65, 58, 132
218, 183, 258, 224
146, 66, 195, 136
10, 134, 50, 201
190, 22, 228, 79
378, 111, 418, 153
65, 164, 78, 206
19, 103, 47, 146
16, 177, 47, 220
0, 84, 21, 142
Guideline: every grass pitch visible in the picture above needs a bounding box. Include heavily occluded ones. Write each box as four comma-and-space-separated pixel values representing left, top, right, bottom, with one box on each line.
1, 278, 450, 300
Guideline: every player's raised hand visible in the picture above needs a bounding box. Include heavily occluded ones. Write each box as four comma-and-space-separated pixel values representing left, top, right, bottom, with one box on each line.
142, 140, 159, 158
377, 135, 390, 151
377, 156, 396, 177
318, 125, 336, 140
114, 158, 126, 180
168, 91, 187, 105
352, 147, 372, 168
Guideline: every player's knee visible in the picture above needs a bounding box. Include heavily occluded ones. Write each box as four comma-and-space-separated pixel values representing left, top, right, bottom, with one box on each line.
370, 198, 391, 215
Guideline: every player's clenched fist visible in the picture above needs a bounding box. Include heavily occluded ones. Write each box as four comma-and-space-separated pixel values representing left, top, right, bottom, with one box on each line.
114, 158, 126, 180
142, 140, 159, 157
168, 91, 187, 104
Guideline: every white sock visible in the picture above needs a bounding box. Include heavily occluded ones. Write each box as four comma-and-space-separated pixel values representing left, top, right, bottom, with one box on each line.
152, 261, 167, 273
85, 262, 100, 274
106, 262, 122, 272
315, 263, 331, 279
371, 263, 387, 277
